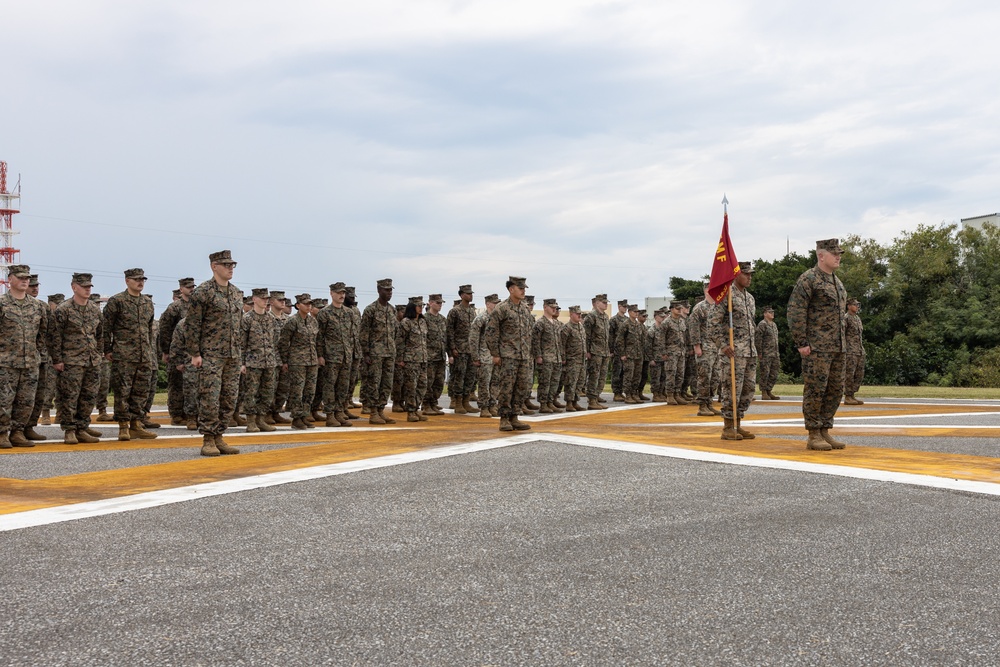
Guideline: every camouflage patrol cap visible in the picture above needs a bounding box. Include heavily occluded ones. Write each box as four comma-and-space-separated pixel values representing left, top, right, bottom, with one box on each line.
209, 250, 237, 265
269, 290, 286, 300
72, 273, 94, 287
172, 289, 181, 297
376, 278, 393, 289
329, 282, 347, 292
458, 284, 473, 294
89, 293, 101, 301
48, 293, 66, 304
124, 268, 146, 279
428, 293, 443, 303
525, 295, 535, 305
617, 299, 629, 307
28, 274, 39, 286
678, 300, 690, 308
638, 309, 647, 317
408, 296, 424, 307
568, 305, 582, 314
593, 294, 608, 303
294, 293, 312, 305
846, 297, 860, 306
816, 238, 843, 254
312, 298, 328, 308
627, 304, 638, 311
345, 286, 356, 297
283, 298, 292, 307
508, 276, 527, 288
763, 306, 775, 312
396, 303, 408, 313
484, 294, 500, 304
543, 298, 558, 307
654, 308, 667, 317
179, 277, 195, 288
453, 299, 462, 306
143, 294, 154, 302
737, 261, 754, 274
251, 287, 269, 298
6, 264, 30, 278
243, 295, 253, 305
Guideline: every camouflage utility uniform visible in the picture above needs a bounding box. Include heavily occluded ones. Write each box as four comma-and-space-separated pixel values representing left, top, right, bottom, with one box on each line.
278, 311, 319, 422
103, 291, 156, 422
240, 310, 278, 417
52, 298, 104, 433
755, 317, 780, 396
0, 291, 48, 445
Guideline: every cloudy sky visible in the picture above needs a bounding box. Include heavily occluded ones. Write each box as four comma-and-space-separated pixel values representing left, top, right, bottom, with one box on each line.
4, 0, 999, 311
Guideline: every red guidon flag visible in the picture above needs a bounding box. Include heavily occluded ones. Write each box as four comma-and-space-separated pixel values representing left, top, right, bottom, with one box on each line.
707, 210, 740, 303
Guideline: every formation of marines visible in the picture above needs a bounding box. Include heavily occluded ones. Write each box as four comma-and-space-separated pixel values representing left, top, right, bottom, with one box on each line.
0, 238, 866, 456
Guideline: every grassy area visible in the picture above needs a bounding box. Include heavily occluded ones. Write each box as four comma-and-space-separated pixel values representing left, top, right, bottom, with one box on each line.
770, 384, 1000, 400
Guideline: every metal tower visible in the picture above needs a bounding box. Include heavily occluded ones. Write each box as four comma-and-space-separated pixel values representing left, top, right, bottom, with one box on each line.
0, 161, 22, 293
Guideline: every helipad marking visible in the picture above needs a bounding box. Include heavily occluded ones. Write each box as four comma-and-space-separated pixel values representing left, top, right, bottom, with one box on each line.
3, 429, 999, 533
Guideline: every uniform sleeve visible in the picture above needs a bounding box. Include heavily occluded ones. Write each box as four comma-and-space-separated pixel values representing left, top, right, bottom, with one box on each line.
278, 317, 294, 364
50, 307, 66, 365
786, 276, 812, 347
102, 298, 118, 355
484, 309, 501, 358
185, 292, 205, 358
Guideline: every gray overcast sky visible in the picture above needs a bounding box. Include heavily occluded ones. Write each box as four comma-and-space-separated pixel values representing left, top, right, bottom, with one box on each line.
4, 0, 999, 312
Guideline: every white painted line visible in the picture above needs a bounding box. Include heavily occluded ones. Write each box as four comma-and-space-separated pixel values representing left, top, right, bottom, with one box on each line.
4, 429, 999, 533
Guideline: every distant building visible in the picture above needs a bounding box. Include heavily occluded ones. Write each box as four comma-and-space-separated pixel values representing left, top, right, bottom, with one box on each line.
961, 213, 1000, 231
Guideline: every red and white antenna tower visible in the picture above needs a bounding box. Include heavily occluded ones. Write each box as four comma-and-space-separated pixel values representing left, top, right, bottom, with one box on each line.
0, 160, 22, 293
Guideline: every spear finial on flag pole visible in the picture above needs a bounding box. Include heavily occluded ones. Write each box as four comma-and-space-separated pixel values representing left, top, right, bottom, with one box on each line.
722, 194, 728, 211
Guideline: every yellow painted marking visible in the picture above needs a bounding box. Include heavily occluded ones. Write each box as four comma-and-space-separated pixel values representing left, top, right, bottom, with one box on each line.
2, 402, 999, 515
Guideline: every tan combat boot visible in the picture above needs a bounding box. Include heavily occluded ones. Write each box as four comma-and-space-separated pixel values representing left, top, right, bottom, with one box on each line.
674, 393, 691, 405
343, 407, 361, 419
311, 410, 325, 422
820, 428, 847, 449
490, 407, 499, 417
142, 417, 161, 429
129, 419, 158, 440
736, 422, 755, 440
416, 410, 428, 422
325, 412, 340, 427
272, 412, 292, 425
262, 414, 276, 425
76, 429, 100, 444
709, 403, 722, 416
806, 429, 832, 451
9, 432, 33, 447
572, 399, 586, 411
407, 412, 420, 422
479, 406, 494, 418
448, 396, 457, 410
96, 408, 114, 422
665, 394, 679, 405
454, 397, 468, 414
63, 429, 79, 445
552, 397, 566, 409
118, 421, 131, 442
587, 397, 606, 411
171, 415, 186, 426
624, 395, 639, 404
462, 397, 480, 414
23, 427, 47, 441
721, 418, 743, 441
369, 410, 387, 425
392, 402, 406, 413
499, 416, 513, 432
83, 426, 102, 438
201, 435, 220, 457
215, 434, 239, 455
539, 402, 554, 414
258, 415, 276, 432
563, 400, 576, 412
40, 409, 51, 426
246, 414, 260, 433
844, 395, 863, 405
613, 393, 626, 402
510, 415, 531, 431
696, 403, 715, 417
770, 392, 782, 400
187, 419, 198, 430
378, 408, 396, 425
291, 418, 308, 430
525, 397, 541, 410
0, 432, 11, 449
335, 411, 353, 427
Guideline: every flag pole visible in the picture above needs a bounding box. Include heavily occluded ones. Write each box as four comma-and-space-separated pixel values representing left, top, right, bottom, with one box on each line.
723, 196, 738, 432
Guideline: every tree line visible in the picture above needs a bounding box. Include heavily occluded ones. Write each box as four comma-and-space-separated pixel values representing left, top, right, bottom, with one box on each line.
670, 222, 1000, 387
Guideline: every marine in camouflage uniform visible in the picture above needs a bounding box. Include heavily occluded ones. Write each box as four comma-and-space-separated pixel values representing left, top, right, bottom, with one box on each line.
608, 300, 629, 400
279, 293, 319, 429
103, 268, 157, 440
560, 305, 587, 410
661, 301, 689, 405
469, 294, 500, 418
51, 273, 104, 443
422, 294, 448, 415
447, 285, 479, 414
141, 295, 162, 430
93, 293, 114, 422
843, 298, 865, 405
755, 306, 781, 400
690, 286, 723, 417
317, 283, 358, 427
397, 297, 429, 420
25, 275, 52, 439
159, 278, 195, 424
583, 294, 610, 410
718, 263, 758, 441
268, 290, 291, 423
532, 298, 564, 413
359, 278, 398, 424
637, 309, 651, 399
681, 302, 697, 400
484, 276, 535, 432
390, 304, 407, 412
0, 265, 48, 449
345, 287, 363, 410
309, 297, 329, 419
38, 293, 65, 425
648, 309, 667, 401
787, 239, 849, 451
169, 317, 199, 430
614, 304, 645, 403
240, 288, 278, 432
186, 250, 244, 456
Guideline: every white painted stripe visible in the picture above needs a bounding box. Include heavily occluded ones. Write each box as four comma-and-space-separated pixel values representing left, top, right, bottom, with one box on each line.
4, 431, 999, 533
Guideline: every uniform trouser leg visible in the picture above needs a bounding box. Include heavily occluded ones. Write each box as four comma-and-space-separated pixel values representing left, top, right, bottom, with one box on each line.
721, 356, 757, 420
287, 364, 318, 420
450, 353, 471, 398
640, 360, 649, 395
425, 359, 446, 406
28, 362, 50, 427
496, 358, 532, 418
844, 354, 864, 396
586, 355, 609, 399
42, 362, 58, 411
621, 358, 641, 396
537, 361, 558, 403
112, 360, 154, 421
322, 359, 351, 413
663, 355, 681, 395
561, 362, 583, 401
476, 358, 494, 407
144, 361, 158, 415
313, 363, 328, 411
697, 349, 720, 405
272, 366, 289, 413
197, 356, 240, 435
363, 356, 394, 409
166, 366, 185, 418
0, 366, 39, 433
758, 355, 779, 393
682, 351, 697, 394
611, 356, 624, 394
243, 367, 277, 416
402, 362, 428, 412
57, 364, 100, 431
460, 353, 477, 397
96, 360, 111, 412
182, 364, 199, 420
349, 358, 361, 404
649, 361, 661, 395
802, 351, 844, 430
